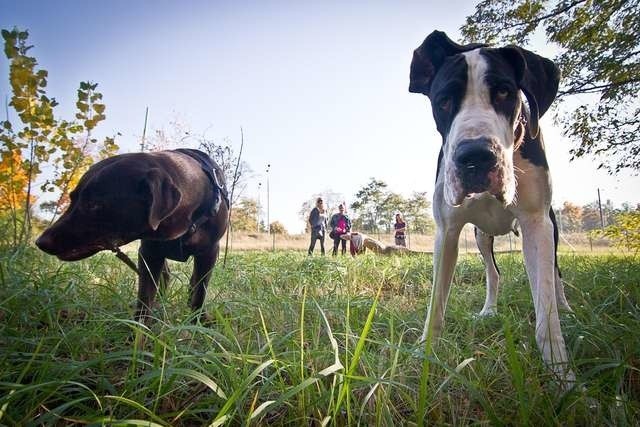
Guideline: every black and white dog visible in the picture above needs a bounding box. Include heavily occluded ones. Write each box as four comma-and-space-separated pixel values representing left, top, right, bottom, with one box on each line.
409, 31, 574, 385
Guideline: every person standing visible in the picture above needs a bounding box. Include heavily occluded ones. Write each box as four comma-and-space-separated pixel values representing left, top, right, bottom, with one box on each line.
308, 197, 327, 255
329, 204, 351, 256
394, 212, 407, 247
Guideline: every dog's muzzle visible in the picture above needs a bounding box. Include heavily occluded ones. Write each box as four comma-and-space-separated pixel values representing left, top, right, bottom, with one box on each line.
454, 138, 498, 193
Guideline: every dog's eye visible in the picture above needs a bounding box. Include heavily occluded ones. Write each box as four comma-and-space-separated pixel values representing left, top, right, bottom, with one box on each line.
437, 97, 452, 113
495, 87, 510, 101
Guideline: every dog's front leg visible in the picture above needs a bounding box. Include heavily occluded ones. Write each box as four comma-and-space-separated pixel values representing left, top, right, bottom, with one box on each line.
189, 242, 220, 322
135, 243, 166, 322
420, 224, 462, 343
520, 213, 575, 386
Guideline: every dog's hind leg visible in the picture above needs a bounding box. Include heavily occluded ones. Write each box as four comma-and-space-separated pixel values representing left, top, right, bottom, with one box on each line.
474, 227, 500, 317
554, 267, 571, 312
420, 224, 462, 344
550, 208, 572, 312
189, 242, 220, 322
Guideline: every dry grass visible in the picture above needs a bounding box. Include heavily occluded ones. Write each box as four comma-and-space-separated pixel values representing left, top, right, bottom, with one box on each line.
227, 228, 613, 254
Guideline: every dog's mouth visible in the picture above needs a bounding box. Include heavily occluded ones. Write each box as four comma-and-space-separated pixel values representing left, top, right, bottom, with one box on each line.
55, 245, 107, 261
444, 136, 516, 207
447, 165, 510, 206
464, 168, 505, 198
39, 235, 128, 262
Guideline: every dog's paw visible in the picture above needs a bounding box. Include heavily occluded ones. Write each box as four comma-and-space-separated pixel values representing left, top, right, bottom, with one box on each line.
190, 312, 217, 327
474, 307, 497, 319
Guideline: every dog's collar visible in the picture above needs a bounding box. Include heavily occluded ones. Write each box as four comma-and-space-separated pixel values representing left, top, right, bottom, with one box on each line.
513, 111, 527, 152
187, 215, 209, 235
108, 212, 209, 274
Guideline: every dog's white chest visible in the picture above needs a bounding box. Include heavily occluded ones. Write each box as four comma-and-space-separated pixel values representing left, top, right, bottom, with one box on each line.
460, 194, 516, 236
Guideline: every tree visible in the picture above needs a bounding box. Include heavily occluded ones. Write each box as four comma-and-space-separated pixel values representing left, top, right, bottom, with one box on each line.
144, 119, 252, 207
597, 210, 640, 254
403, 191, 435, 234
581, 201, 602, 231
0, 28, 118, 247
198, 136, 251, 206
378, 192, 404, 233
350, 180, 434, 234
350, 178, 388, 233
298, 190, 344, 233
230, 198, 260, 232
581, 199, 616, 231
144, 116, 191, 152
0, 150, 31, 246
462, 0, 640, 173
269, 221, 288, 235
558, 201, 583, 232
43, 82, 119, 219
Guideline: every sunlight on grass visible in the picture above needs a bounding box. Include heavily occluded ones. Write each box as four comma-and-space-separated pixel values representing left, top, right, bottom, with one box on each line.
0, 247, 638, 424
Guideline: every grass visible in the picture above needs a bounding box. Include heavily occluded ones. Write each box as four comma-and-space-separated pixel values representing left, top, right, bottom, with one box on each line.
0, 246, 638, 425
228, 229, 612, 253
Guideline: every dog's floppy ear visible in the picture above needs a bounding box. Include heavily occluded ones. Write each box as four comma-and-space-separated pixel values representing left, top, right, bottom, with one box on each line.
409, 30, 484, 97
497, 46, 560, 138
145, 168, 182, 230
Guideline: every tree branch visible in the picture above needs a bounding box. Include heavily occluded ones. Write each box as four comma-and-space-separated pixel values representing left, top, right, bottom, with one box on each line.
501, 0, 587, 31
559, 77, 640, 96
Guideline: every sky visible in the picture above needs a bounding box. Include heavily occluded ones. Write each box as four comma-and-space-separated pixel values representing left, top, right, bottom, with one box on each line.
2, 0, 639, 233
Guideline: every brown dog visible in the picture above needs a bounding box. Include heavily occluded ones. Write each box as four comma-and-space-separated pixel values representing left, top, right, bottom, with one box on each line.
340, 232, 421, 256
36, 149, 229, 322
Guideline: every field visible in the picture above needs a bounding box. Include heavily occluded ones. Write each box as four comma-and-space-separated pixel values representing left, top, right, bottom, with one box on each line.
229, 229, 611, 254
0, 244, 638, 425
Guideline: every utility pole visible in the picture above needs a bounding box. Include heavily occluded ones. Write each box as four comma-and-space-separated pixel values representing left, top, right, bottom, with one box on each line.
597, 188, 604, 229
257, 182, 262, 232
266, 164, 271, 236
140, 107, 149, 152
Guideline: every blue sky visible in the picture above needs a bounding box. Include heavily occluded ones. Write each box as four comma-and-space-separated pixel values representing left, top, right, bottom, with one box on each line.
2, 1, 638, 233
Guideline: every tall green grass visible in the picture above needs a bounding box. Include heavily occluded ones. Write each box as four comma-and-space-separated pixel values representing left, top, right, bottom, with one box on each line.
0, 246, 638, 425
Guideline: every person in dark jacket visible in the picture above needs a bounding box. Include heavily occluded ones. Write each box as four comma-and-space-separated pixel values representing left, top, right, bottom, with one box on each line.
329, 204, 352, 256
308, 197, 327, 255
394, 212, 407, 247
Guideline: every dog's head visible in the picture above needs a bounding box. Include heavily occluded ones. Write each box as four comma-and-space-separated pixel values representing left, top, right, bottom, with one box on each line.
36, 155, 182, 261
340, 232, 364, 255
409, 30, 559, 206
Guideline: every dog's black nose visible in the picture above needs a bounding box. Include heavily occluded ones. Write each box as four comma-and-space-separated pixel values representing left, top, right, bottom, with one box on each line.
454, 138, 497, 173
35, 232, 55, 254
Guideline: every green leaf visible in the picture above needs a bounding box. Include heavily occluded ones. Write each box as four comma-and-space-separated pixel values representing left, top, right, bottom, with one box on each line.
93, 103, 106, 114
77, 89, 88, 101
76, 101, 88, 113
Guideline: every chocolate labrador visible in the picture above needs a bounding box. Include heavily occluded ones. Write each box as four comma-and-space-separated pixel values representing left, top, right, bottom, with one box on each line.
36, 148, 229, 322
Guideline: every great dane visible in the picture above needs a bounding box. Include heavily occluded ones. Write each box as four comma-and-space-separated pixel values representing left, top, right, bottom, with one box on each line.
409, 31, 574, 385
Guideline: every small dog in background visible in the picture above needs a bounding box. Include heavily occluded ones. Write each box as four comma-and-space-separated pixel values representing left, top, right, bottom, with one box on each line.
340, 232, 417, 256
